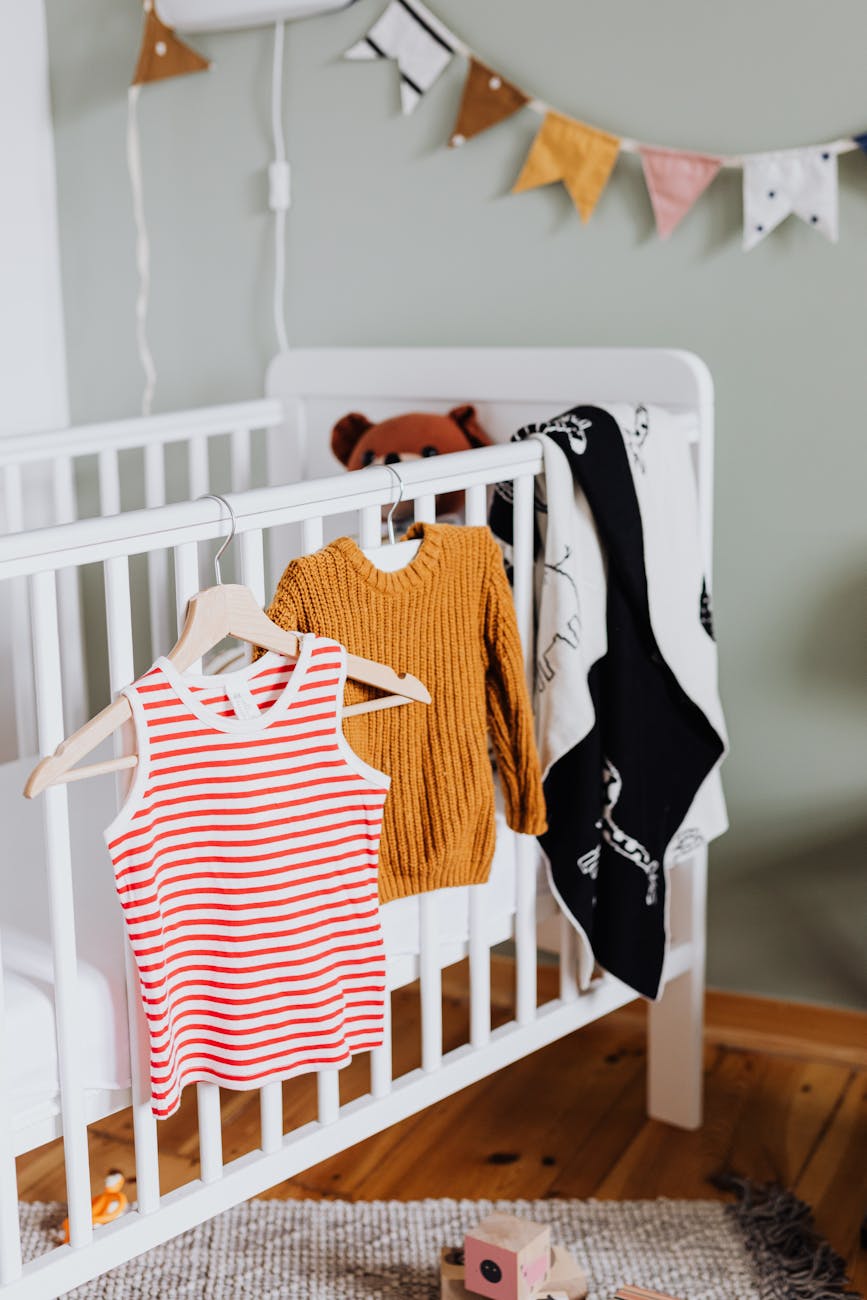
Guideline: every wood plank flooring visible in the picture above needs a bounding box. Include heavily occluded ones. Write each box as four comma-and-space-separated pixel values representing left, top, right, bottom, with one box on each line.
17, 970, 867, 1293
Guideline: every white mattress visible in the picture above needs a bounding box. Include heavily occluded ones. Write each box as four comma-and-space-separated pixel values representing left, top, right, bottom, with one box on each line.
1, 753, 551, 1151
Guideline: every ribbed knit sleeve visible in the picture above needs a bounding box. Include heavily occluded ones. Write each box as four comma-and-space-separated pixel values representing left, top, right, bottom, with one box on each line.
252, 565, 303, 661
482, 533, 548, 836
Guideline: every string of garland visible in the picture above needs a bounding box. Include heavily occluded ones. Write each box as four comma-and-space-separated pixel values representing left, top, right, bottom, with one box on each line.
344, 0, 867, 246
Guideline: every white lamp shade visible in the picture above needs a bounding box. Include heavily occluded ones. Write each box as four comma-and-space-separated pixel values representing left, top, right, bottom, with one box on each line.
159, 0, 354, 32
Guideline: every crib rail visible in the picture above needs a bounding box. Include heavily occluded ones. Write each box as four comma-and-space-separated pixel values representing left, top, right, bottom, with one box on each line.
0, 437, 707, 1300
0, 442, 542, 578
0, 400, 282, 468
0, 399, 283, 763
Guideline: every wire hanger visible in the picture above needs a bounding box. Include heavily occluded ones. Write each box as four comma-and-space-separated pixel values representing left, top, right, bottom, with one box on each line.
362, 463, 423, 572
25, 493, 430, 797
384, 464, 402, 545
201, 492, 235, 583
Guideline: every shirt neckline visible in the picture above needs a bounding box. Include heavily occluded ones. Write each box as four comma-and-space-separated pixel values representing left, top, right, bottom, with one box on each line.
331, 522, 444, 594
155, 641, 315, 734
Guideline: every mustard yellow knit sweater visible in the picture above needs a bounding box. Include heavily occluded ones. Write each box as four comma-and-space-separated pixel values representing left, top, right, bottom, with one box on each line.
261, 523, 547, 902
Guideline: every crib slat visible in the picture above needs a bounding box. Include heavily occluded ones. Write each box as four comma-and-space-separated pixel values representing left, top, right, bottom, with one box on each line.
172, 541, 225, 1180
98, 447, 122, 516
413, 494, 436, 525
559, 916, 579, 1003
317, 1071, 339, 1125
260, 1084, 282, 1154
54, 462, 86, 732
370, 991, 392, 1098
301, 516, 323, 555
468, 885, 491, 1048
466, 467, 495, 1043
464, 482, 487, 527
230, 428, 252, 494
239, 529, 266, 605
511, 473, 538, 1025
144, 443, 171, 662
358, 504, 380, 548
511, 473, 534, 670
4, 463, 37, 755
52, 456, 77, 526
418, 893, 442, 1072
197, 1086, 224, 1183
30, 569, 93, 1249
103, 556, 162, 1214
144, 441, 167, 512
173, 539, 200, 660
276, 396, 309, 482
0, 931, 22, 1284
187, 434, 210, 500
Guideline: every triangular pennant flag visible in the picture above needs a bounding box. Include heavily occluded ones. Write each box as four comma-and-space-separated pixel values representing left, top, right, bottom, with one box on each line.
344, 0, 455, 115
743, 147, 838, 251
132, 3, 210, 86
639, 146, 723, 240
512, 112, 620, 223
854, 132, 867, 156
449, 58, 528, 147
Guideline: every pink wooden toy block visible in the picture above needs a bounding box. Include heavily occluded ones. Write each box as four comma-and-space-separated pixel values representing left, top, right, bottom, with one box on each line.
536, 1244, 588, 1300
464, 1213, 551, 1300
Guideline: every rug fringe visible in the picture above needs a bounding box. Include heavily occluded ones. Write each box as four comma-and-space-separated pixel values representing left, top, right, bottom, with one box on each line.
712, 1174, 856, 1299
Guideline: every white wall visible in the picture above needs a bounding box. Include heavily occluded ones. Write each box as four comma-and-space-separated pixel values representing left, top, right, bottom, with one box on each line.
0, 0, 68, 435
0, 0, 69, 761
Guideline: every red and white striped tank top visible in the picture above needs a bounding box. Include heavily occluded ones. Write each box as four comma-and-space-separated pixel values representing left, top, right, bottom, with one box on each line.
103, 636, 390, 1119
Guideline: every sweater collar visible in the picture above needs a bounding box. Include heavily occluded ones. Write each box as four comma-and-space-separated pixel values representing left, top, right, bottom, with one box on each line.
331, 522, 444, 594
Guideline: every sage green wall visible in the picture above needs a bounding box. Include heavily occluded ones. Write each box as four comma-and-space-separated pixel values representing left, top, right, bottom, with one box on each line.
45, 0, 867, 1007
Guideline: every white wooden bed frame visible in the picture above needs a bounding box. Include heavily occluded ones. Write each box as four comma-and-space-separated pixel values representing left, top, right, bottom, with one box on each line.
0, 349, 714, 1300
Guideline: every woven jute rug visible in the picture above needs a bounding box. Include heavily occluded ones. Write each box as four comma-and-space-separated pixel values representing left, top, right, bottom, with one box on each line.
19, 1186, 851, 1300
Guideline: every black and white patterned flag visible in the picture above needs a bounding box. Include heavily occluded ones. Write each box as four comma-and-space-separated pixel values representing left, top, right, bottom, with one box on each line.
344, 0, 455, 114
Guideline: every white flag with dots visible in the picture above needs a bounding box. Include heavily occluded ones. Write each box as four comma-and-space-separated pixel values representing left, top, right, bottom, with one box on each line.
743, 147, 839, 251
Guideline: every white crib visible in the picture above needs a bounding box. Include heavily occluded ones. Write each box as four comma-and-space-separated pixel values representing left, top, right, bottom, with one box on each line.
0, 349, 714, 1300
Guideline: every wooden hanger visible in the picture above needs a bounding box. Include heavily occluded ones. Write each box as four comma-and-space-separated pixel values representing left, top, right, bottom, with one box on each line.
25, 496, 430, 798
361, 463, 421, 572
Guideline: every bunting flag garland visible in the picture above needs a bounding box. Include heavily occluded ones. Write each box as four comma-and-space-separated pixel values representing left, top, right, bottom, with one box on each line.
344, 0, 454, 115
639, 146, 723, 240
513, 113, 621, 223
338, 0, 862, 249
449, 58, 528, 147
131, 2, 210, 85
337, 0, 863, 249
742, 148, 839, 251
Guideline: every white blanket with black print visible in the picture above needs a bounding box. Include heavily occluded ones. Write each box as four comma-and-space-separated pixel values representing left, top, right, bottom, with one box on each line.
490, 404, 728, 1000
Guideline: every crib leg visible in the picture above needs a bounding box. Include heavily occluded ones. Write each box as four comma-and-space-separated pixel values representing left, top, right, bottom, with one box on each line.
646, 846, 707, 1130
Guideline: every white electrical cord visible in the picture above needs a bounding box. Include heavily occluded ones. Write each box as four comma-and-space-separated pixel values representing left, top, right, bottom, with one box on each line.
126, 84, 157, 416
270, 19, 291, 356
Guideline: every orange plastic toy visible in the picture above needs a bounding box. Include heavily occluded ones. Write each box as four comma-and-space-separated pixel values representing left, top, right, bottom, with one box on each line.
61, 1171, 128, 1243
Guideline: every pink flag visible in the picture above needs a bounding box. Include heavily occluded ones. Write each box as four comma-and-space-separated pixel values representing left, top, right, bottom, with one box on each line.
639, 146, 723, 240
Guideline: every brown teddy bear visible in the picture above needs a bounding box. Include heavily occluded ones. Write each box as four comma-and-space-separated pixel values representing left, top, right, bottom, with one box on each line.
330, 405, 492, 517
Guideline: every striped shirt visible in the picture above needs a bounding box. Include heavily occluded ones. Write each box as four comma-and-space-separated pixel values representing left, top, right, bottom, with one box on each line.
104, 636, 390, 1119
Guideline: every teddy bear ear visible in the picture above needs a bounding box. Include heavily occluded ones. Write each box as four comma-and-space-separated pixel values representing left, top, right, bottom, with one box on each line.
448, 404, 491, 449
331, 412, 373, 465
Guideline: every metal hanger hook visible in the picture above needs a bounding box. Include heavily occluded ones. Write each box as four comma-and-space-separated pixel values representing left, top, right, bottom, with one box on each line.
199, 493, 237, 585
383, 463, 404, 546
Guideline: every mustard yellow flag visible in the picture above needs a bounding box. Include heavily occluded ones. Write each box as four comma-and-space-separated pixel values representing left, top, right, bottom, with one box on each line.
513, 112, 621, 222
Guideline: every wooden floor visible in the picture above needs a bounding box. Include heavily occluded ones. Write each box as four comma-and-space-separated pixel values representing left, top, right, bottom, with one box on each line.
18, 965, 867, 1292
